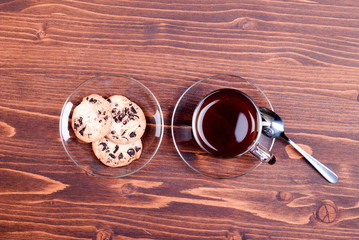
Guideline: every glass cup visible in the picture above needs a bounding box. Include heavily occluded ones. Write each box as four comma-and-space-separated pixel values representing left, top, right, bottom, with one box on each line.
171, 74, 276, 179
192, 88, 274, 162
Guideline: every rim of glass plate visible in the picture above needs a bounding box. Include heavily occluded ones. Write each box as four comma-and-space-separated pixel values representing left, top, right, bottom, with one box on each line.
171, 74, 275, 179
59, 73, 164, 178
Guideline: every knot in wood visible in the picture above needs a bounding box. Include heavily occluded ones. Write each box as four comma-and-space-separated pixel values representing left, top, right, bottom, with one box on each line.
315, 200, 338, 223
226, 229, 245, 240
95, 229, 113, 240
277, 191, 293, 203
35, 22, 48, 40
119, 183, 137, 195
36, 30, 46, 40
236, 18, 257, 30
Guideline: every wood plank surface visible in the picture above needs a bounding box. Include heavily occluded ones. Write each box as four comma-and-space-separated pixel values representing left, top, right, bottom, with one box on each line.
0, 0, 358, 239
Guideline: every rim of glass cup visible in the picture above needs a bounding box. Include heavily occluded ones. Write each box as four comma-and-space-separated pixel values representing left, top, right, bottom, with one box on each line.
59, 73, 164, 178
171, 74, 275, 179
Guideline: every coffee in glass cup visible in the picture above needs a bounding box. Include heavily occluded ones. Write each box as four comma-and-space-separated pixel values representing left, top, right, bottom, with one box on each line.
192, 88, 273, 162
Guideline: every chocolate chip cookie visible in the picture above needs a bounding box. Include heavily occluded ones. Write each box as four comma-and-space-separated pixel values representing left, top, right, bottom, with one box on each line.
106, 95, 146, 145
92, 137, 142, 167
71, 94, 112, 143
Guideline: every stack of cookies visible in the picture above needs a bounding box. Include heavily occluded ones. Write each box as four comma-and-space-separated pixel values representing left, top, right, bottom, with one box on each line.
71, 94, 146, 167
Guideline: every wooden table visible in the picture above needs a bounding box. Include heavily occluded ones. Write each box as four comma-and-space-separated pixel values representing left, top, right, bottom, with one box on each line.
1, 1, 358, 239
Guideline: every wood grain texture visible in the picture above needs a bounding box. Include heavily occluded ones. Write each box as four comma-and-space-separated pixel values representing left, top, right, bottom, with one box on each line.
0, 0, 358, 239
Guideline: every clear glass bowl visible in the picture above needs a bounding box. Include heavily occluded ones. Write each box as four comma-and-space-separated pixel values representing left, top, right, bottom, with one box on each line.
59, 74, 164, 178
171, 74, 275, 179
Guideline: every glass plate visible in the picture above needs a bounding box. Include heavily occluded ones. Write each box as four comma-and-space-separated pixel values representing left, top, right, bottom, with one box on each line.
60, 74, 164, 178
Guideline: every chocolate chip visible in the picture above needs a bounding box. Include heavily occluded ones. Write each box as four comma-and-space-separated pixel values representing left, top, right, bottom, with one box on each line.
79, 127, 86, 136
115, 104, 118, 107
109, 153, 115, 159
74, 123, 80, 130
98, 110, 101, 115
121, 130, 127, 136
78, 117, 83, 125
112, 109, 116, 114
130, 106, 137, 114
99, 142, 107, 151
86, 97, 89, 100
104, 115, 108, 121
118, 113, 126, 122
113, 145, 119, 154
99, 120, 102, 123
135, 146, 141, 152
130, 132, 136, 138
118, 153, 123, 160
89, 98, 97, 103
107, 98, 111, 103
127, 148, 135, 157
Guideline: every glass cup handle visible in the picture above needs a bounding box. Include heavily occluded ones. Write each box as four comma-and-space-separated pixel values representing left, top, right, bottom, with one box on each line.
250, 143, 274, 163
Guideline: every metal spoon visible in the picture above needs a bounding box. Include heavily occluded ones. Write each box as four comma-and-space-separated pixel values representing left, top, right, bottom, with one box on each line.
259, 107, 338, 184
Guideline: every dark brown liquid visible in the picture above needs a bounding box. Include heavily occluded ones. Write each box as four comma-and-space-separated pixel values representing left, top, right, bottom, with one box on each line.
192, 89, 259, 158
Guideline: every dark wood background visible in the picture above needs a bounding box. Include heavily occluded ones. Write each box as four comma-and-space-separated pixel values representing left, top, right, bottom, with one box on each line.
0, 0, 358, 239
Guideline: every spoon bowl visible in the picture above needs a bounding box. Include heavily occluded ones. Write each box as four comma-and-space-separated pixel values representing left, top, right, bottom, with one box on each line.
260, 107, 284, 139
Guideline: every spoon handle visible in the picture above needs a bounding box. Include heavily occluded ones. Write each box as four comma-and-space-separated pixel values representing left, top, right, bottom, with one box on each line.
283, 136, 338, 184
